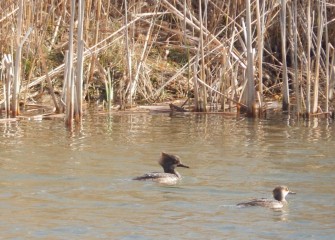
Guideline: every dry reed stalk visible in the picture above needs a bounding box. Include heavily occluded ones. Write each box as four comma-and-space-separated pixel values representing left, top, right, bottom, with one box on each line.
183, 0, 191, 109
193, 50, 200, 111
11, 0, 23, 117
63, 51, 70, 123
84, 0, 92, 43
75, 0, 85, 121
124, 0, 133, 107
220, 50, 227, 111
312, 1, 324, 113
2, 54, 13, 118
326, 43, 330, 115
245, 0, 255, 115
292, 0, 300, 116
88, 0, 101, 85
61, 50, 69, 113
324, 2, 329, 116
0, 7, 18, 24
280, 0, 289, 111
256, 0, 264, 103
306, 0, 311, 116
198, 0, 206, 112
105, 67, 113, 110
330, 48, 335, 101
65, 0, 76, 127
231, 63, 239, 111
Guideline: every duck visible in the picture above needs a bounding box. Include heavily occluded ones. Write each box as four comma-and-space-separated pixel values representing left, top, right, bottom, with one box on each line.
237, 186, 296, 209
133, 152, 189, 184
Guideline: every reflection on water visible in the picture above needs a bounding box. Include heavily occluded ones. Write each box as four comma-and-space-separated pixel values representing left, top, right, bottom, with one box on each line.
0, 111, 335, 239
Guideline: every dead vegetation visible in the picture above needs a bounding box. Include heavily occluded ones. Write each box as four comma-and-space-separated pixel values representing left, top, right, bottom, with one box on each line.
1, 0, 335, 122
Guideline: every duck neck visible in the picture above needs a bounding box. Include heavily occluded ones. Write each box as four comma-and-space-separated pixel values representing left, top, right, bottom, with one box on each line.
163, 167, 180, 178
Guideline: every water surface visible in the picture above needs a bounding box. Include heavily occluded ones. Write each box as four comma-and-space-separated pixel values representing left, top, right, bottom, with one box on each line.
1, 111, 334, 239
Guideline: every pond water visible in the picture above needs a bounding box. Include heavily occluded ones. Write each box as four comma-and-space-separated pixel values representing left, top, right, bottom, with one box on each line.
0, 109, 334, 239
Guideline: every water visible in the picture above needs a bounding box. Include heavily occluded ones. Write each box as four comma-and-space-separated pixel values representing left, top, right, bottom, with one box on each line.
0, 110, 334, 239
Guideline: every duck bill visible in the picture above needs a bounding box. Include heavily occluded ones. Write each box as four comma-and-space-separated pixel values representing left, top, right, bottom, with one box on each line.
288, 191, 296, 194
177, 163, 189, 168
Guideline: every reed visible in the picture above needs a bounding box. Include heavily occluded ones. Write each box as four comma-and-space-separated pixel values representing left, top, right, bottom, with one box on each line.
2, 54, 13, 118
75, 0, 85, 121
105, 67, 113, 110
198, 0, 206, 112
280, 0, 289, 111
306, 0, 312, 117
330, 48, 335, 104
64, 0, 76, 127
326, 43, 330, 115
312, 1, 324, 114
245, 0, 255, 116
255, 0, 264, 105
11, 0, 23, 117
124, 0, 132, 108
292, 0, 300, 116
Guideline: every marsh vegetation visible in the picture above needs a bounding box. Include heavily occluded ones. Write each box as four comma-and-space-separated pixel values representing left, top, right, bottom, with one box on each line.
1, 0, 335, 124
